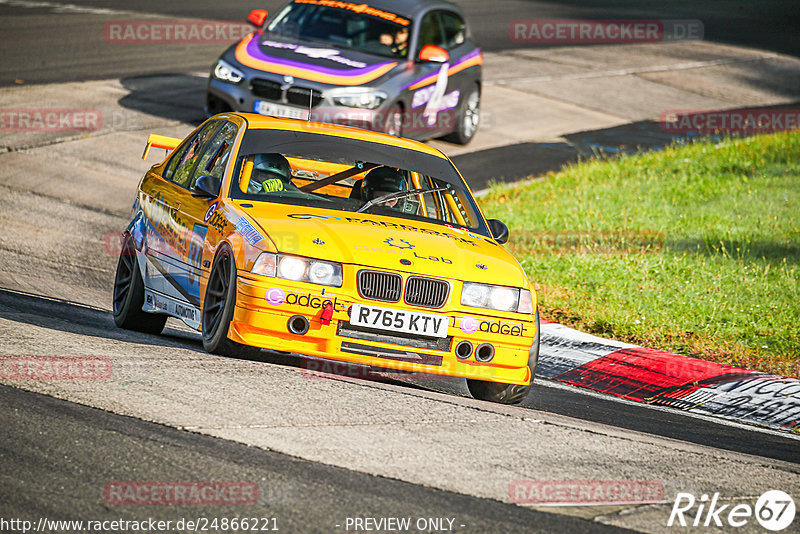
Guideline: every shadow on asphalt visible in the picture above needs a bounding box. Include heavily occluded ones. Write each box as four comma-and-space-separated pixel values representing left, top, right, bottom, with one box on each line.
118, 74, 208, 125
0, 287, 205, 352
0, 286, 435, 392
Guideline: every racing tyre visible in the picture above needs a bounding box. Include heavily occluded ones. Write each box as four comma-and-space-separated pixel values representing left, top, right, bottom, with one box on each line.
443, 85, 480, 145
466, 307, 540, 404
202, 246, 261, 358
112, 233, 167, 334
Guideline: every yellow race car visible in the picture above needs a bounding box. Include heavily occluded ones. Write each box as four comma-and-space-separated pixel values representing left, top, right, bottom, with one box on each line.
113, 113, 539, 404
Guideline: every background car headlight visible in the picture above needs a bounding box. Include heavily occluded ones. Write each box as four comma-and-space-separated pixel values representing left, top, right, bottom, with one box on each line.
251, 253, 342, 287
328, 88, 387, 109
213, 59, 244, 84
461, 282, 527, 313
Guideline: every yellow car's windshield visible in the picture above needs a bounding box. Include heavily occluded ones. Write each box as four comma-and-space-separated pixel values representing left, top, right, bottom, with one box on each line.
228, 130, 489, 236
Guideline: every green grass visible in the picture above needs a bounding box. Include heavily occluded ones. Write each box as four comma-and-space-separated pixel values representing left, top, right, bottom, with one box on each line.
480, 132, 800, 377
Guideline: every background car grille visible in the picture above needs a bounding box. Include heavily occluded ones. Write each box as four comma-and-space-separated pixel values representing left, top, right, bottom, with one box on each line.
250, 79, 282, 100
358, 271, 402, 302
405, 276, 450, 308
287, 86, 323, 107
250, 79, 323, 108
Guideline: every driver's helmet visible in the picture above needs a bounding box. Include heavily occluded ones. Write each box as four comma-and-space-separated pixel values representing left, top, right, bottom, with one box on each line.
248, 153, 293, 193
362, 166, 407, 201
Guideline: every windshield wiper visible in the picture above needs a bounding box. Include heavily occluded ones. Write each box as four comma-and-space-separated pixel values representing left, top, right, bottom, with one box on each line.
356, 186, 448, 213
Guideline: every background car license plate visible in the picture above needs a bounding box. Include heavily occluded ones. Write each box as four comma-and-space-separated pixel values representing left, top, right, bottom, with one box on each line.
350, 304, 449, 338
254, 100, 309, 120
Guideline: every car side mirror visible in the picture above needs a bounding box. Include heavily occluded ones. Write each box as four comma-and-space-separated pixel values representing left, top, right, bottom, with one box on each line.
192, 175, 221, 198
247, 9, 269, 28
418, 45, 449, 63
488, 219, 509, 244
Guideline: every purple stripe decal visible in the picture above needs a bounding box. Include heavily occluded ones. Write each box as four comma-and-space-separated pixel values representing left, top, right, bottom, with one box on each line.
244, 34, 396, 77
401, 48, 483, 91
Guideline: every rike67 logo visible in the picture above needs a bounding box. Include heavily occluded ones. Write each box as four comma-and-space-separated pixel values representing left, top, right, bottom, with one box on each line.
668, 490, 795, 531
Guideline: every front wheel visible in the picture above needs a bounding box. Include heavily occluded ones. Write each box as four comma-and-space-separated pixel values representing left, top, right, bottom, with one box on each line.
443, 85, 480, 145
201, 246, 261, 358
466, 307, 540, 404
112, 233, 167, 334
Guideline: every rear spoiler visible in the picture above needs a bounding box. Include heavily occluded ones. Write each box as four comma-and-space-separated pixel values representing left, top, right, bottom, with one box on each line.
142, 134, 181, 160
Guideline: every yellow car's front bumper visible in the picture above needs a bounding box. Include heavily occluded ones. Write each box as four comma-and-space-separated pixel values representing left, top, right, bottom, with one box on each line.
229, 275, 536, 386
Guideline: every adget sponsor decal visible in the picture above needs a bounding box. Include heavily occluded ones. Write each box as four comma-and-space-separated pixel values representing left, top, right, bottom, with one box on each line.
266, 288, 347, 312
460, 317, 527, 337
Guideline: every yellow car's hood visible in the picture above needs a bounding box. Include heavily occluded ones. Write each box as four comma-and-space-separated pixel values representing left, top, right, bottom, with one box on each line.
238, 203, 529, 287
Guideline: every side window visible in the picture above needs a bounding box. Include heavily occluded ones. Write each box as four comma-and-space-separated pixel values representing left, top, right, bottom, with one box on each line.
163, 121, 220, 188
189, 121, 238, 188
440, 12, 466, 49
416, 11, 445, 50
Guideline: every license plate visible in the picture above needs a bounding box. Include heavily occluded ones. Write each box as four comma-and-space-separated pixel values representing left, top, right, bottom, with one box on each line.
350, 304, 449, 338
254, 100, 309, 120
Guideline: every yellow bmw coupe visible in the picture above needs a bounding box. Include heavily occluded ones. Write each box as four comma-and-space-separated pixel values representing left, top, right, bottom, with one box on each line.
114, 113, 539, 403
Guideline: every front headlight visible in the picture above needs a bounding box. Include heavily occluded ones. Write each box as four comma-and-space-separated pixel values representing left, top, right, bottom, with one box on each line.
251, 253, 343, 287
461, 283, 532, 313
328, 88, 387, 109
213, 59, 244, 84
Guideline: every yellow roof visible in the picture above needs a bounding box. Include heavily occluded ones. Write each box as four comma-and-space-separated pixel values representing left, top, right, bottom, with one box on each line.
235, 113, 447, 160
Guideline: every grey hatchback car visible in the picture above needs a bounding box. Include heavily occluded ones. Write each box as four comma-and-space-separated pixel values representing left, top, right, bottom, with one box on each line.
206, 0, 482, 144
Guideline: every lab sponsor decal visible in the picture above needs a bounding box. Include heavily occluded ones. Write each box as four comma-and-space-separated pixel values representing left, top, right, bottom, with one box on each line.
234, 217, 264, 246
354, 244, 453, 264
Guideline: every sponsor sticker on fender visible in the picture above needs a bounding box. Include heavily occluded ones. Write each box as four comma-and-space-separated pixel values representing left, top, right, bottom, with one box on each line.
265, 288, 347, 313
460, 317, 527, 337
